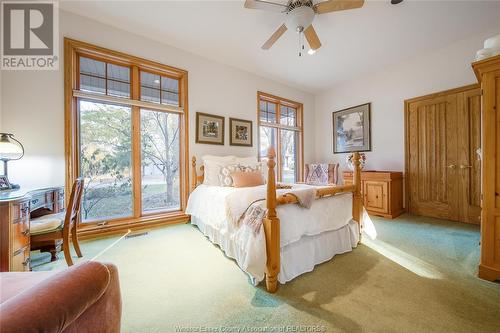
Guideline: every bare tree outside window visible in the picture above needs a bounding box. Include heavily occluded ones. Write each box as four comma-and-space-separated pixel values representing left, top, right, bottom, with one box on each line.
141, 110, 180, 212
79, 101, 133, 221
258, 93, 302, 183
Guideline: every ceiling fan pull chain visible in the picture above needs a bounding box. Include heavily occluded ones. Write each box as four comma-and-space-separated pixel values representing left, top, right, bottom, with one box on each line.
299, 30, 305, 57
298, 31, 302, 57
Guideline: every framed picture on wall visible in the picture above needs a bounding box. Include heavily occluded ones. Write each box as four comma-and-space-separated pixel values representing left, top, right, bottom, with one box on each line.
229, 118, 252, 147
196, 112, 225, 145
332, 103, 371, 154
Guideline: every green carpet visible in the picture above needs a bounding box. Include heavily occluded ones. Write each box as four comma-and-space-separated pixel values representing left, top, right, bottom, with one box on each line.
34, 214, 500, 332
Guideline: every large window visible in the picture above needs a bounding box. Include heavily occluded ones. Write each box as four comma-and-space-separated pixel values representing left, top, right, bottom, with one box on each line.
258, 92, 303, 183
140, 109, 180, 212
79, 100, 133, 221
65, 39, 188, 230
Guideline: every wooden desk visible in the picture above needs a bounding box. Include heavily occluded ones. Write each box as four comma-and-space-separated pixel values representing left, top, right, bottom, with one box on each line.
343, 171, 404, 219
0, 187, 64, 272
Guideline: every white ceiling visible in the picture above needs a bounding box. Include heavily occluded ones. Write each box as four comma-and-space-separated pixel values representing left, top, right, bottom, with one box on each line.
60, 0, 500, 93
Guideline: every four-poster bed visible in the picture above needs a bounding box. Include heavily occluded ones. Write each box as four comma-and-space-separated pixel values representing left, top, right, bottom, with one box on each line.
189, 149, 363, 293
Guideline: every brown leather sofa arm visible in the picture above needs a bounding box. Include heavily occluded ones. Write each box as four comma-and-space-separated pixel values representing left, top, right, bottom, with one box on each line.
0, 261, 113, 333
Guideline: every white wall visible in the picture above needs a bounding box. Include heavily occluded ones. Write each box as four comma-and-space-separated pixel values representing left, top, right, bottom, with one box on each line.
314, 28, 500, 176
4, 9, 498, 189
1, 10, 315, 188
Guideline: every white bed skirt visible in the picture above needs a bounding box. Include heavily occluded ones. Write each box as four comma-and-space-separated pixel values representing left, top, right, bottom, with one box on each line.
279, 220, 359, 283
191, 216, 359, 284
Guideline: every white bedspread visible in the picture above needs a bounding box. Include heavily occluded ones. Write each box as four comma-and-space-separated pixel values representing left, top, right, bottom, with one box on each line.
186, 184, 353, 283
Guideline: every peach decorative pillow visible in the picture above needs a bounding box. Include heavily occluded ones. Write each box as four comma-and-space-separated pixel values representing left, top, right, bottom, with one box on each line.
231, 171, 265, 188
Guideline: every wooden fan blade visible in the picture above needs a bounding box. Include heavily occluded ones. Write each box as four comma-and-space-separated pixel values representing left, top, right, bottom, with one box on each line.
262, 24, 288, 50
304, 25, 322, 50
314, 0, 364, 14
244, 0, 287, 12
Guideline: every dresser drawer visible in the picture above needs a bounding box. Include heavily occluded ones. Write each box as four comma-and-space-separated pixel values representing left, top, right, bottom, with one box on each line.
12, 218, 30, 252
11, 201, 30, 221
30, 192, 54, 211
11, 246, 30, 272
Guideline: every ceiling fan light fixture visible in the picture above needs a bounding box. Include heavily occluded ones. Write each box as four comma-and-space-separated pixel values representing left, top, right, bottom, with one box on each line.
286, 6, 315, 33
246, 0, 366, 54
307, 48, 316, 55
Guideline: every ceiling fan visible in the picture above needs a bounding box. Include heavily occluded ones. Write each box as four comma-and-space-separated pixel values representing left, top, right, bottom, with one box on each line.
244, 0, 365, 55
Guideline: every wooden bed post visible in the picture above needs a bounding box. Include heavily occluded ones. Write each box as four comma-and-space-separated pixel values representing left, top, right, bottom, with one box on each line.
191, 156, 197, 192
191, 156, 205, 192
264, 147, 280, 293
352, 152, 363, 237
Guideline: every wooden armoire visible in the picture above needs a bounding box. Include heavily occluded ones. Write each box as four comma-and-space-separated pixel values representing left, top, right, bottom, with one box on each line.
473, 55, 500, 282
405, 84, 481, 224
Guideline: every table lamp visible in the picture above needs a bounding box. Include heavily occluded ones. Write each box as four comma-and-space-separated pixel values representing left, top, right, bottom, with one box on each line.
0, 133, 24, 189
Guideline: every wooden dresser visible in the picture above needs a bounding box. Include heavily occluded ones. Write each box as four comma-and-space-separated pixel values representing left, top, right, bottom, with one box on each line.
343, 171, 404, 219
0, 187, 64, 272
473, 55, 500, 282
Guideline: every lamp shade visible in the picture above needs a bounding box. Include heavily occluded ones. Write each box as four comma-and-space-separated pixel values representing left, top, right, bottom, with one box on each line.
0, 133, 24, 161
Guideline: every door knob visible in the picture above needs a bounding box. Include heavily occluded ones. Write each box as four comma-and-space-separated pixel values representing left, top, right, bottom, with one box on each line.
460, 165, 472, 169
446, 164, 456, 169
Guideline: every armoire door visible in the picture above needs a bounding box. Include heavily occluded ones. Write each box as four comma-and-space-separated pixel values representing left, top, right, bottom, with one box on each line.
457, 88, 482, 224
407, 94, 459, 220
406, 85, 481, 224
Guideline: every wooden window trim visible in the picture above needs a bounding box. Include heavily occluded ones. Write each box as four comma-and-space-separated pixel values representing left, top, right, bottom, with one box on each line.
73, 90, 184, 114
65, 38, 189, 234
139, 68, 180, 106
257, 91, 304, 182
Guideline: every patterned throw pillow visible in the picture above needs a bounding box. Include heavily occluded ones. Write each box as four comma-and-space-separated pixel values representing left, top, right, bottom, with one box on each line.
305, 164, 339, 185
304, 163, 339, 185
219, 164, 242, 187
239, 163, 262, 173
305, 164, 329, 185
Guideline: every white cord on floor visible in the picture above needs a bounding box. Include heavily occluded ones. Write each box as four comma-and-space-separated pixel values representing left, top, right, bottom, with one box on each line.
90, 229, 131, 262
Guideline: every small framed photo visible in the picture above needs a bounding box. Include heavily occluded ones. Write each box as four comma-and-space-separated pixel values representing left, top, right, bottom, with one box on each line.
0, 175, 11, 191
332, 103, 371, 154
196, 112, 225, 145
229, 118, 253, 147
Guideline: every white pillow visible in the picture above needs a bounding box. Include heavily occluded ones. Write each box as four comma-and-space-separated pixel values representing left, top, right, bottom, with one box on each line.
234, 156, 258, 165
202, 160, 226, 186
202, 156, 239, 186
201, 155, 262, 186
202, 155, 236, 163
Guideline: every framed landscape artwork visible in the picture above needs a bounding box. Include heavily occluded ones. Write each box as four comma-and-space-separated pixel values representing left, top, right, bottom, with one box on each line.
229, 118, 252, 147
196, 112, 225, 145
332, 103, 371, 154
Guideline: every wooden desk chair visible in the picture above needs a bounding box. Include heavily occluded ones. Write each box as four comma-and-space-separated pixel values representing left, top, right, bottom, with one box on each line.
30, 178, 84, 266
